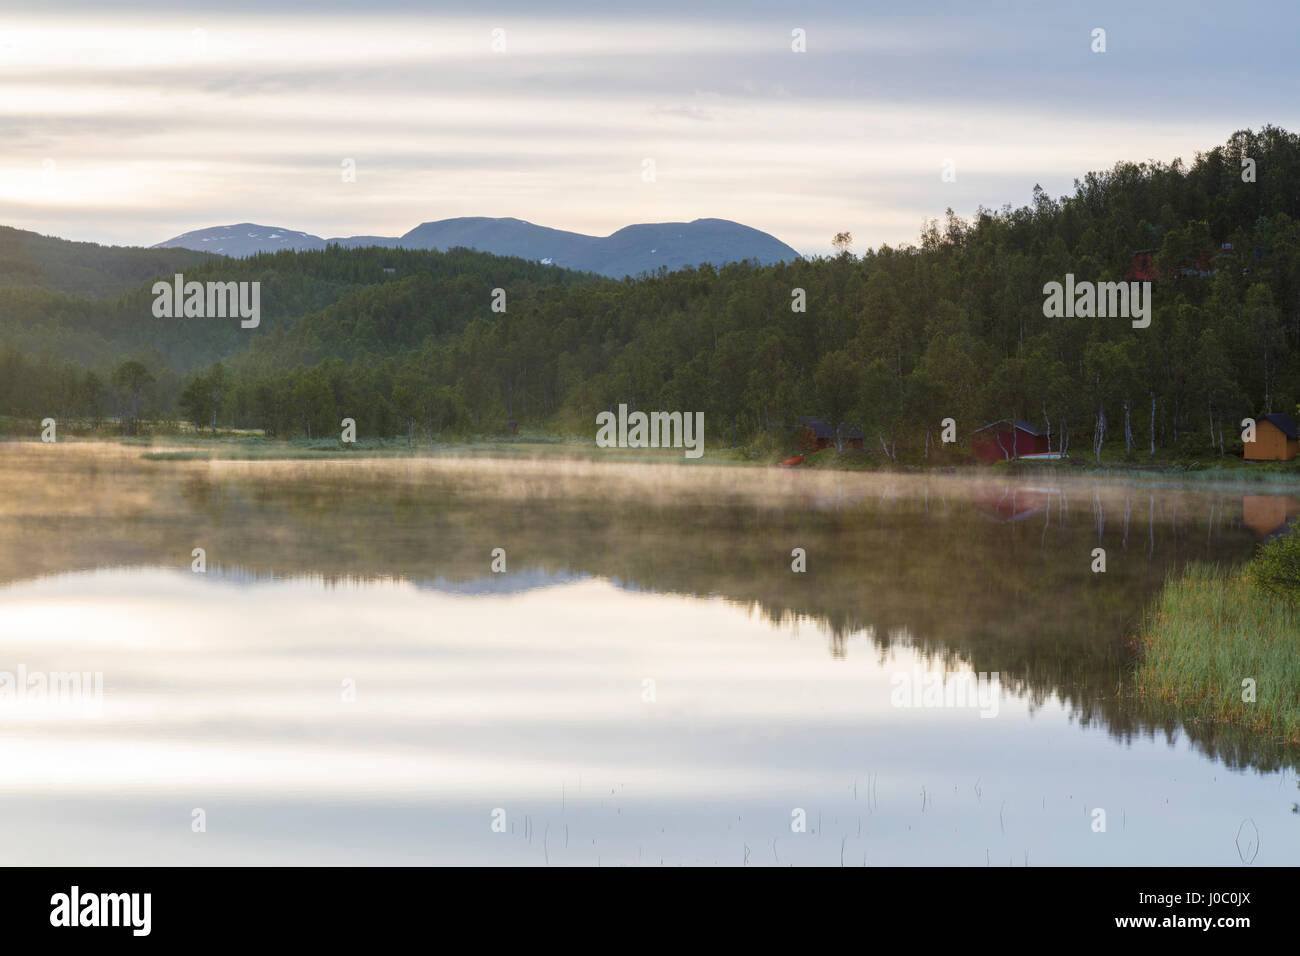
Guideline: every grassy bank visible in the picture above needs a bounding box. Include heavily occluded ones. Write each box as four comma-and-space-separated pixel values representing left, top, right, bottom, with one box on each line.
1133, 533, 1300, 744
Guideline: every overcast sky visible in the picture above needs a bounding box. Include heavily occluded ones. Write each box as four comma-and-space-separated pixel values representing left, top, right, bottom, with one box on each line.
0, 1, 1295, 255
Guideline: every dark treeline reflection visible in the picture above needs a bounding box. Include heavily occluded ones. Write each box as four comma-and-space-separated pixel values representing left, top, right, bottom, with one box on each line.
3, 444, 1296, 772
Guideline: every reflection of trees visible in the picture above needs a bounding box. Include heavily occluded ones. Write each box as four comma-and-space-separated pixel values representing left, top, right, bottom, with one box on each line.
1, 446, 1293, 772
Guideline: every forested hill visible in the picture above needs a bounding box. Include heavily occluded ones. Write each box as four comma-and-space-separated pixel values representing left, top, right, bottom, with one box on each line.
0, 245, 594, 375
2, 126, 1298, 460
0, 226, 218, 298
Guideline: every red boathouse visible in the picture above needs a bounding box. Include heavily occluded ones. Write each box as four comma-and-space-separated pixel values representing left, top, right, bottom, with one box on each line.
972, 420, 1050, 462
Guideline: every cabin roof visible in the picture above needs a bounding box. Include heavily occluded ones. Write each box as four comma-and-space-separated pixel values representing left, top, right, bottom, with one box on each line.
797, 416, 833, 438
838, 423, 864, 439
1261, 412, 1299, 439
973, 419, 1045, 437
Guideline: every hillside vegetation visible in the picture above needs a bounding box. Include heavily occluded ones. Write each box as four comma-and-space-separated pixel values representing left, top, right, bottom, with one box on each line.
2, 126, 1299, 459
0, 225, 217, 298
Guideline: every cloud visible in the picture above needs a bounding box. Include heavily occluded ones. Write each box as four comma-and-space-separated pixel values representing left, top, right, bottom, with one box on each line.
0, 4, 1296, 254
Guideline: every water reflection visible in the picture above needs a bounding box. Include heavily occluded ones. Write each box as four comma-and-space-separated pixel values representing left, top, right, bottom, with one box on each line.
1242, 494, 1300, 538
0, 443, 1297, 864
0, 567, 1296, 865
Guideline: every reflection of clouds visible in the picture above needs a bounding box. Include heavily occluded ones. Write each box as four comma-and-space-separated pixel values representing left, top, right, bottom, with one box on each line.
0, 570, 948, 796
0, 568, 1296, 865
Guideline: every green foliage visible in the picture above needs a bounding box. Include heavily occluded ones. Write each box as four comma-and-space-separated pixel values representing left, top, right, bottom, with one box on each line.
1251, 526, 1300, 602
110, 358, 155, 434
0, 225, 216, 298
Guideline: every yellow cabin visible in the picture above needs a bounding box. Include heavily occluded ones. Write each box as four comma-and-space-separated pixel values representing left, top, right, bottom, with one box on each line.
1244, 413, 1299, 461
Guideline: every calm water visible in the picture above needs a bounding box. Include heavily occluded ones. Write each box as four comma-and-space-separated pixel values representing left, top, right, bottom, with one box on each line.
0, 443, 1296, 865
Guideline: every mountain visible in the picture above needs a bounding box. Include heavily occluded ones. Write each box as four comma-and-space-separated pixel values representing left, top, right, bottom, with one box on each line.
155, 223, 338, 257
395, 217, 595, 265
581, 220, 801, 277
154, 217, 802, 277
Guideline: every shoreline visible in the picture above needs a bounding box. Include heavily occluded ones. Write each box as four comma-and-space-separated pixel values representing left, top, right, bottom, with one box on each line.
4, 431, 1300, 493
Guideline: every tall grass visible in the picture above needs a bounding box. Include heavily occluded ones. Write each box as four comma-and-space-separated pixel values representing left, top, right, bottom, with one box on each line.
1134, 562, 1300, 743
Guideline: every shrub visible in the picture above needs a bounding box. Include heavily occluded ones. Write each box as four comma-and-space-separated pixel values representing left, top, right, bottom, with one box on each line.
1251, 525, 1300, 603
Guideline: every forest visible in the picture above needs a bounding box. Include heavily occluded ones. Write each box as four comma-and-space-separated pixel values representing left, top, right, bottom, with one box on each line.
2, 126, 1298, 462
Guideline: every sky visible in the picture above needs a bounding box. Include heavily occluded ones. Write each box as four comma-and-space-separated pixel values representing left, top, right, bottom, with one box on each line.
0, 1, 1296, 256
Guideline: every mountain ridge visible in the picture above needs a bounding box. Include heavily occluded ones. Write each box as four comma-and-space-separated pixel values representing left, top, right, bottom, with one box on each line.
154, 216, 802, 278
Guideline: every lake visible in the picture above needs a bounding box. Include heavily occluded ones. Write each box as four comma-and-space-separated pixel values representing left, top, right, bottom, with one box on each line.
0, 443, 1296, 865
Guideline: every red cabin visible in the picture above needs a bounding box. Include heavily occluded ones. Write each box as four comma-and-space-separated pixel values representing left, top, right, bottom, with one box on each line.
972, 420, 1050, 462
1126, 247, 1220, 281
1126, 249, 1157, 281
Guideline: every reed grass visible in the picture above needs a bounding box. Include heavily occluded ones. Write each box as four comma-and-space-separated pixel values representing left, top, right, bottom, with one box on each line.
1134, 562, 1300, 743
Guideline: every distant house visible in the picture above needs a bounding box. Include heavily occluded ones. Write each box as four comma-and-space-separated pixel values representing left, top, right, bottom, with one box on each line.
1126, 249, 1158, 282
972, 420, 1050, 462
1244, 413, 1299, 461
1126, 247, 1220, 282
507, 420, 519, 435
838, 423, 865, 451
797, 417, 833, 451
382, 267, 396, 274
